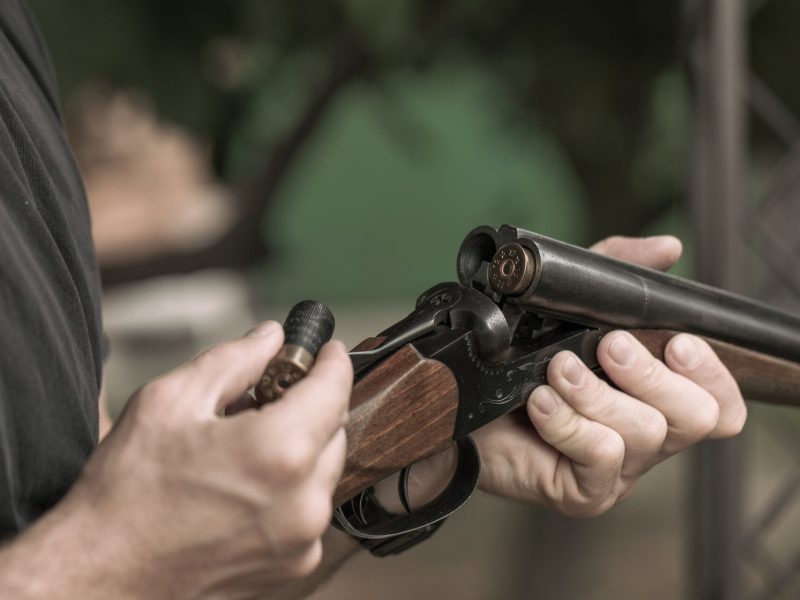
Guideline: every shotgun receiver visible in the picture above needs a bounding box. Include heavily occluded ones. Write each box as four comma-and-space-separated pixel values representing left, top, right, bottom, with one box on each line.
330, 225, 800, 543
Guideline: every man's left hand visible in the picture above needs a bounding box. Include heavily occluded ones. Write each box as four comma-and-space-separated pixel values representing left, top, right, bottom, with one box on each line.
471, 234, 746, 516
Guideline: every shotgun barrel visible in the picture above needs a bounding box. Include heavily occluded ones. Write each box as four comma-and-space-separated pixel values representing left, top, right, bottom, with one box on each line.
457, 225, 800, 363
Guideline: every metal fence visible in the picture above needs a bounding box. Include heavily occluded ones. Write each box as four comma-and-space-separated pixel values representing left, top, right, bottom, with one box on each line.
687, 1, 800, 598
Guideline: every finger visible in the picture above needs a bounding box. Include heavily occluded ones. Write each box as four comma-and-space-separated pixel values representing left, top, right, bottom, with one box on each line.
269, 433, 346, 555
598, 331, 720, 454
148, 321, 283, 415
528, 385, 625, 509
590, 235, 682, 271
258, 341, 353, 453
546, 351, 667, 479
664, 334, 747, 438
179, 321, 284, 414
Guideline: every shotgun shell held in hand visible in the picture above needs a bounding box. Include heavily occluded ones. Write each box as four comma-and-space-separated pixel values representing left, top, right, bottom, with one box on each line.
255, 300, 335, 404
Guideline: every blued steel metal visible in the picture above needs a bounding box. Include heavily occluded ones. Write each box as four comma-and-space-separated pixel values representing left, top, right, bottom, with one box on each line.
458, 224, 800, 363
349, 282, 511, 376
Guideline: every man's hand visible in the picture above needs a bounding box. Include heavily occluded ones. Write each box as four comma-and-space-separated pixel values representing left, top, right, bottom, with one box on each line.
2, 323, 353, 599
471, 235, 746, 516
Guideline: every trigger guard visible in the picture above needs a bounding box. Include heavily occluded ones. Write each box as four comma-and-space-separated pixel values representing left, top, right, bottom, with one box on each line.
333, 436, 481, 540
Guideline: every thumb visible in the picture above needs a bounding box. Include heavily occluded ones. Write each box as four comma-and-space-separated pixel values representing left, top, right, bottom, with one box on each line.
178, 321, 285, 415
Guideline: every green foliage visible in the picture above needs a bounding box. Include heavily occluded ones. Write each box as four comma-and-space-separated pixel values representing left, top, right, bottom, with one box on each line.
256, 64, 586, 302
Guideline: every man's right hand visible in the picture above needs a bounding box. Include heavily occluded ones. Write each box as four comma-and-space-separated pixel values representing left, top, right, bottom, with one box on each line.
4, 322, 352, 599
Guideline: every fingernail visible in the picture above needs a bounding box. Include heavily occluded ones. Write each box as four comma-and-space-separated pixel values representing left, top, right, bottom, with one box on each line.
247, 321, 280, 338
608, 334, 634, 366
531, 387, 558, 416
562, 355, 585, 386
671, 335, 699, 369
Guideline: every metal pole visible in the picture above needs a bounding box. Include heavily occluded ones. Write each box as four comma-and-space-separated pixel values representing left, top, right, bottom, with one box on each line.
686, 0, 747, 598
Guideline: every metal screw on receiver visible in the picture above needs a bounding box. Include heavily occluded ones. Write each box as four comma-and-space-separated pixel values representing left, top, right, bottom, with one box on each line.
255, 300, 335, 405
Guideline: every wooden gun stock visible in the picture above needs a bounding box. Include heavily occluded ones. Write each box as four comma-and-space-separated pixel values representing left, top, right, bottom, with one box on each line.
334, 340, 459, 506
333, 329, 800, 506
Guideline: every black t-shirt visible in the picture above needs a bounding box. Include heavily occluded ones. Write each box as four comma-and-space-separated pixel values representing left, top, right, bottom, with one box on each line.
0, 0, 103, 538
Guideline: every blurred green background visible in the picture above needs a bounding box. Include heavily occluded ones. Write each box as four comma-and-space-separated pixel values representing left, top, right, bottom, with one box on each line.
28, 0, 731, 302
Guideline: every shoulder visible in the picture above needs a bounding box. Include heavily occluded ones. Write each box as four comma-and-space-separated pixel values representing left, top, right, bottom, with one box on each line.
0, 0, 62, 117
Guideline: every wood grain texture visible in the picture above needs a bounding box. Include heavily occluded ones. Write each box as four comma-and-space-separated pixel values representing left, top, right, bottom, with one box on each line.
334, 344, 459, 505
631, 329, 800, 407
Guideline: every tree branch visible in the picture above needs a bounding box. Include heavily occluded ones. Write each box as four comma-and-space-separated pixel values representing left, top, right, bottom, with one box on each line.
100, 39, 367, 287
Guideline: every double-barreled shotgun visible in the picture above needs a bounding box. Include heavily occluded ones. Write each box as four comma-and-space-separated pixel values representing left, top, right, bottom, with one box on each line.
258, 225, 800, 543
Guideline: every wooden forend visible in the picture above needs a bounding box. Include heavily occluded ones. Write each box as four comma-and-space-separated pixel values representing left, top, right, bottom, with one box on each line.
631, 329, 800, 408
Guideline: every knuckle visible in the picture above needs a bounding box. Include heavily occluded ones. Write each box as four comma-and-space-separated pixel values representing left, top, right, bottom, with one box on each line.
282, 495, 332, 551
633, 357, 670, 396
551, 356, 601, 407
286, 541, 323, 578
134, 380, 164, 406
582, 380, 618, 418
732, 402, 748, 433
326, 428, 348, 471
126, 388, 149, 415
689, 397, 720, 439
584, 431, 625, 466
691, 353, 728, 385
298, 497, 333, 539
131, 377, 183, 414
716, 402, 748, 438
702, 369, 728, 392
547, 410, 583, 447
271, 438, 317, 482
639, 411, 668, 449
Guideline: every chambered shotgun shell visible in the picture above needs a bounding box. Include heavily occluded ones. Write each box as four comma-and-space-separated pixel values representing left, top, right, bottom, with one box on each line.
488, 242, 536, 295
255, 300, 335, 404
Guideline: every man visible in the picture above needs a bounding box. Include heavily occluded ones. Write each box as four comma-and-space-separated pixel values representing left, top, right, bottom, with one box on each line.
0, 0, 745, 597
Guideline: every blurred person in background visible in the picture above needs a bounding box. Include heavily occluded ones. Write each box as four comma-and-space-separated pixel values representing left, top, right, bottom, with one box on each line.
0, 0, 747, 598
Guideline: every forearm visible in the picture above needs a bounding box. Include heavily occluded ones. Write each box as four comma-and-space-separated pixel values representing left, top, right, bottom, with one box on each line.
0, 500, 359, 600
2, 375, 449, 600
